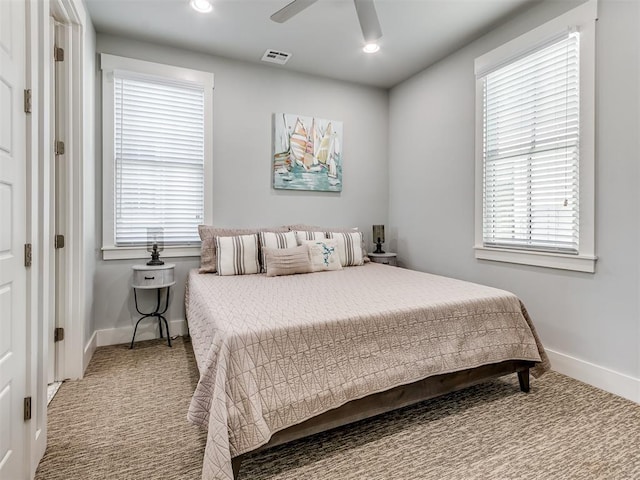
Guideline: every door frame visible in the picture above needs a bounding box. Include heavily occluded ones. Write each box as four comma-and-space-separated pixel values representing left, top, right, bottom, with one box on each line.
25, 0, 91, 475
25, 0, 55, 475
48, 0, 89, 383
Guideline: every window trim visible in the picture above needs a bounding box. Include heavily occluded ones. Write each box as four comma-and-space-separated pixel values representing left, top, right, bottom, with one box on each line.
100, 54, 214, 260
473, 0, 598, 273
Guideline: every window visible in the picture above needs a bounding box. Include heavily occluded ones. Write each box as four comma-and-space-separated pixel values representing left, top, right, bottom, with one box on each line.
101, 54, 214, 260
483, 33, 579, 253
474, 1, 597, 273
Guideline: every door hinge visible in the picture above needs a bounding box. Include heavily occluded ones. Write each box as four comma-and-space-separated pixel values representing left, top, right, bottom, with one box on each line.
24, 243, 32, 267
54, 234, 65, 249
54, 46, 64, 62
55, 140, 65, 156
24, 89, 32, 114
24, 397, 32, 421
54, 327, 65, 342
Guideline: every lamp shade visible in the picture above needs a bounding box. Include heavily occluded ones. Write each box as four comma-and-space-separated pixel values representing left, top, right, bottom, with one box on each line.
372, 225, 385, 243
146, 227, 164, 252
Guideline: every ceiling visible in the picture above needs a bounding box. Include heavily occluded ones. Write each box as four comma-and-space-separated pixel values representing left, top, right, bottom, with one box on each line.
84, 0, 540, 89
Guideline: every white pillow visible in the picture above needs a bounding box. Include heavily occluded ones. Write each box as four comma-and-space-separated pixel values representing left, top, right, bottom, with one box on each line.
326, 231, 365, 267
259, 231, 297, 272
295, 230, 326, 245
215, 234, 260, 276
301, 238, 342, 272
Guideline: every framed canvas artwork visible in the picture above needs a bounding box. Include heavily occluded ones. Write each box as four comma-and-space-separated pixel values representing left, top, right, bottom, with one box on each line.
273, 113, 343, 192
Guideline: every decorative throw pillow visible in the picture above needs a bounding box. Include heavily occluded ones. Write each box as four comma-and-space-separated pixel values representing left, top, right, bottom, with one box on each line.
286, 224, 368, 261
326, 231, 365, 267
198, 225, 288, 273
263, 245, 313, 277
258, 231, 297, 272
295, 230, 326, 244
301, 239, 342, 272
215, 234, 260, 276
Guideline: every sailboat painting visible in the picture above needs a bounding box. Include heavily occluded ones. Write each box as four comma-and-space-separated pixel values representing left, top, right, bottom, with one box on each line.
273, 113, 343, 192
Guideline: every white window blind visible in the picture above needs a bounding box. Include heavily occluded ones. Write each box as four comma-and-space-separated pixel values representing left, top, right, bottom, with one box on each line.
114, 72, 205, 246
481, 32, 580, 254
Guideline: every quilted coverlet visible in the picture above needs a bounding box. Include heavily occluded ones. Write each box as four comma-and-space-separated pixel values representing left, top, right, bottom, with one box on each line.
185, 263, 549, 479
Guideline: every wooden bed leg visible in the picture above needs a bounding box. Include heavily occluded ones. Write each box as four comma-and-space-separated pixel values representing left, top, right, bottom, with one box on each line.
232, 456, 242, 479
517, 368, 530, 393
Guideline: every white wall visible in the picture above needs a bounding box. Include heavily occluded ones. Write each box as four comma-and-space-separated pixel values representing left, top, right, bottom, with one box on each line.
92, 34, 389, 343
388, 0, 640, 401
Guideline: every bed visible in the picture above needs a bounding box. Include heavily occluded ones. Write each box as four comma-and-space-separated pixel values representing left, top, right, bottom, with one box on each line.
185, 262, 549, 480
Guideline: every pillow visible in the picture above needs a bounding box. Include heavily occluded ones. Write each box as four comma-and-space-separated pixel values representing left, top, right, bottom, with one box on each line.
326, 231, 365, 267
215, 234, 260, 276
258, 231, 297, 272
301, 239, 342, 272
198, 225, 288, 273
287, 224, 369, 261
294, 230, 326, 244
263, 245, 313, 277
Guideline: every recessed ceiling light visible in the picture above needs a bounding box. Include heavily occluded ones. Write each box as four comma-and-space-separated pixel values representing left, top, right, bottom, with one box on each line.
363, 43, 380, 54
190, 0, 213, 13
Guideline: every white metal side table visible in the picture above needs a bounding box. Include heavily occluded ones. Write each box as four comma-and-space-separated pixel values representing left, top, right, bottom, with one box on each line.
130, 263, 176, 348
368, 252, 398, 266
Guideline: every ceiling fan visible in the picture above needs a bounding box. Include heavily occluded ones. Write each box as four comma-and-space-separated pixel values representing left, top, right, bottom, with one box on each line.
270, 0, 383, 44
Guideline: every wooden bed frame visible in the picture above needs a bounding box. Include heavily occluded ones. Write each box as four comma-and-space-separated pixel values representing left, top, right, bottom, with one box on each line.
231, 359, 535, 478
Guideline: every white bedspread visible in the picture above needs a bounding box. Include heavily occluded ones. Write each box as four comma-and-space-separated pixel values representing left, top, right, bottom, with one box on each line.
185, 263, 549, 479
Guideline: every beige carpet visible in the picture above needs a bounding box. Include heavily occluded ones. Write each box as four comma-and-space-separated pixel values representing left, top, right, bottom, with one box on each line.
36, 337, 640, 480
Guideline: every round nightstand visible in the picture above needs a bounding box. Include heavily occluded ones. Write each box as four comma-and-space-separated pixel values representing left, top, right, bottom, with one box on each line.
131, 263, 176, 348
368, 252, 398, 266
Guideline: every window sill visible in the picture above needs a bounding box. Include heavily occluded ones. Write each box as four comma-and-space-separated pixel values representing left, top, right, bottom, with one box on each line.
474, 246, 597, 273
102, 245, 201, 261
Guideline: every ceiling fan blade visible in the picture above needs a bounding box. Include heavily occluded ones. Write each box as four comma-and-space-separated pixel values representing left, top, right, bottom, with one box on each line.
271, 0, 319, 23
353, 0, 382, 42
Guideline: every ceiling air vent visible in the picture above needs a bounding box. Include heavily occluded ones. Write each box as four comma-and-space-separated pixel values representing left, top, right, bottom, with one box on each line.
261, 49, 292, 65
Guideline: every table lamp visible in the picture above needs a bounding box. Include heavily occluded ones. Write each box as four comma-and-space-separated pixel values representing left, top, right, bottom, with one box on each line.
147, 227, 165, 266
373, 225, 385, 254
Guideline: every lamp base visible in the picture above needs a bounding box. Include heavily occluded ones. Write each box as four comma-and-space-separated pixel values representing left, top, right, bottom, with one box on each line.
147, 251, 164, 266
373, 243, 385, 254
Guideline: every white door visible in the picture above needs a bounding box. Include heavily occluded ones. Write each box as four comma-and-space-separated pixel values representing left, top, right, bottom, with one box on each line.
0, 0, 27, 478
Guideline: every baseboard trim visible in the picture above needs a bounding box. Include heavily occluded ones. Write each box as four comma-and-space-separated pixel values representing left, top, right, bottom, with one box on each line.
546, 348, 639, 404
96, 318, 189, 347
83, 330, 97, 376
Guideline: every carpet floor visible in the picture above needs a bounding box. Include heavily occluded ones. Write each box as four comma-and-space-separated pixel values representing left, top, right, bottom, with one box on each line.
35, 337, 640, 480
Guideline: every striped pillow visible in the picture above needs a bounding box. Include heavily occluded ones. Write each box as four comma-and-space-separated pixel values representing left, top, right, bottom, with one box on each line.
259, 231, 297, 272
286, 225, 368, 261
198, 225, 288, 273
215, 234, 260, 276
327, 231, 365, 266
294, 230, 326, 244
